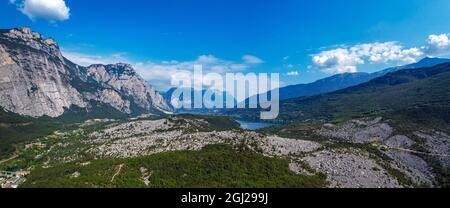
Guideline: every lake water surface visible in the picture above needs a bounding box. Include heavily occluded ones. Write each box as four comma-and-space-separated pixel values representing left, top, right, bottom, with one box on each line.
235, 120, 274, 130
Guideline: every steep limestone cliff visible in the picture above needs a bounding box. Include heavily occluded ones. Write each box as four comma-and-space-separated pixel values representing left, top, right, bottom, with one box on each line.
0, 27, 171, 118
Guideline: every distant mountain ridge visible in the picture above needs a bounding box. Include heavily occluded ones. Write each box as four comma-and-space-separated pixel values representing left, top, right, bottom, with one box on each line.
233, 62, 450, 123
0, 27, 171, 118
163, 87, 236, 113
250, 57, 450, 102
372, 57, 450, 77
276, 72, 375, 101
164, 57, 450, 115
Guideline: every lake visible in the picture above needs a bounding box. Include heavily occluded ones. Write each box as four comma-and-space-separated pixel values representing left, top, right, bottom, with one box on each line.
235, 120, 274, 130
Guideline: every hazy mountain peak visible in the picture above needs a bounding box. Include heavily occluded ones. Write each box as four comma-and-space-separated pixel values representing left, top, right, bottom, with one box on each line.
272, 57, 450, 101
415, 57, 450, 67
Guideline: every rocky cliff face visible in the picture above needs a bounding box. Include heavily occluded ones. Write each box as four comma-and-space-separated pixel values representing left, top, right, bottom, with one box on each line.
83, 63, 171, 114
0, 27, 171, 118
0, 27, 87, 117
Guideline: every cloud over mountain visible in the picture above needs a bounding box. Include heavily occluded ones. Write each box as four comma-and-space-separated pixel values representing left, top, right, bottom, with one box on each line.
312, 32, 450, 74
312, 42, 423, 74
425, 33, 450, 55
61, 51, 259, 91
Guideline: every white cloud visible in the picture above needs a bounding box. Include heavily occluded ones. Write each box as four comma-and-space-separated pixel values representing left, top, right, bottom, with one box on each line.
355, 42, 423, 64
425, 33, 450, 55
134, 55, 251, 89
197, 55, 219, 63
427, 34, 450, 49
13, 0, 70, 22
62, 51, 254, 91
311, 32, 450, 74
312, 48, 363, 74
242, 55, 264, 64
286, 71, 299, 76
313, 42, 423, 74
62, 51, 128, 67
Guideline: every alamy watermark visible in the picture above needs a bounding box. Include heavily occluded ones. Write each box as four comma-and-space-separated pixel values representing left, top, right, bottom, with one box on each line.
171, 65, 279, 120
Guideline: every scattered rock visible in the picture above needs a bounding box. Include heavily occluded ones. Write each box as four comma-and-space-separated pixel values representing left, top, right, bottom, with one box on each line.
71, 171, 80, 178
384, 135, 415, 149
415, 131, 450, 168
317, 117, 393, 143
386, 150, 434, 187
259, 136, 321, 157
304, 149, 401, 188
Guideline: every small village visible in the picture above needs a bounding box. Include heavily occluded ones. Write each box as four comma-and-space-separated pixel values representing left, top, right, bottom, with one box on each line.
0, 170, 30, 188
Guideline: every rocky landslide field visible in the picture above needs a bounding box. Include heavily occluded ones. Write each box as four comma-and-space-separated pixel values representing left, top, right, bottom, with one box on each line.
2, 115, 449, 188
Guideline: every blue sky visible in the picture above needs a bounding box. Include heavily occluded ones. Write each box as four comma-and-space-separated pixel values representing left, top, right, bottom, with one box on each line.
1, 0, 450, 91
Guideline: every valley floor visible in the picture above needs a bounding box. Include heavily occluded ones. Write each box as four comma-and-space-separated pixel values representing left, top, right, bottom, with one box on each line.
1, 115, 449, 188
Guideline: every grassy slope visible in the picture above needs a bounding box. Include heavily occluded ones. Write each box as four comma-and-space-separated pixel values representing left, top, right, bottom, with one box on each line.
21, 144, 327, 188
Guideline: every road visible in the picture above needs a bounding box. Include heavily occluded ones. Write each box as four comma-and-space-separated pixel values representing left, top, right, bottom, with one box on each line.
391, 147, 450, 157
0, 155, 18, 165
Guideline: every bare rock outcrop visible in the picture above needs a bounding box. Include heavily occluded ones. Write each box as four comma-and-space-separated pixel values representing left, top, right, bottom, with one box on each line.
0, 28, 86, 117
316, 118, 439, 187
415, 131, 450, 168
304, 149, 402, 188
85, 64, 171, 113
318, 117, 393, 143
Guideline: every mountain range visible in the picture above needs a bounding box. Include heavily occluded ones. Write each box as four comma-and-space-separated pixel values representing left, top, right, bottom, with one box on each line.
231, 62, 450, 129
2, 27, 449, 120
246, 57, 450, 102
281, 62, 450, 122
163, 87, 237, 113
